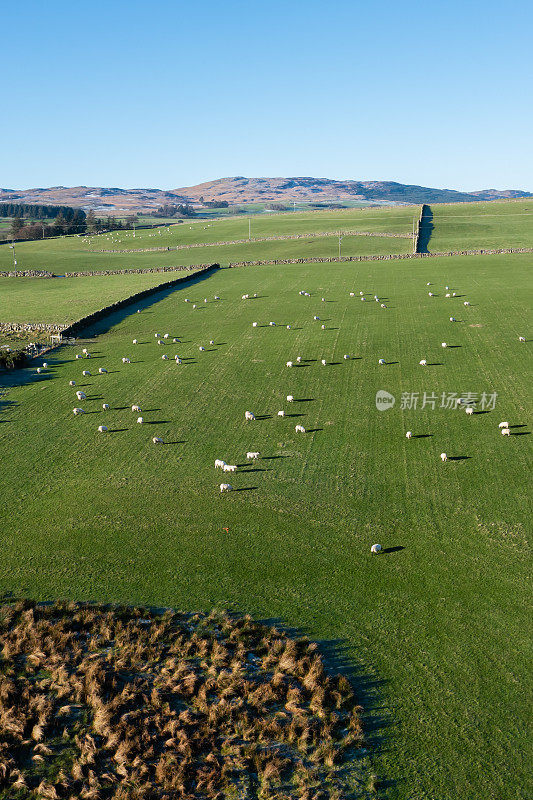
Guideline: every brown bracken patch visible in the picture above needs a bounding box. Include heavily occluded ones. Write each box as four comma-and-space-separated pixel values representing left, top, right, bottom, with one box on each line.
0, 601, 367, 799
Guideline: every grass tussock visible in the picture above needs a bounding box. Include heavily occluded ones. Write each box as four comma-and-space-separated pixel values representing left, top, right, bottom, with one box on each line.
0, 601, 368, 799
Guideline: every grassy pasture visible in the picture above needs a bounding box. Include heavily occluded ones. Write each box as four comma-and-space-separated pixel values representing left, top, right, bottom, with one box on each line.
429, 199, 533, 251
0, 253, 531, 799
0, 271, 200, 325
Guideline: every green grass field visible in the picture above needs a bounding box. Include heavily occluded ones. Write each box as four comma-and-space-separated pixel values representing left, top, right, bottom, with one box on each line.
1, 252, 531, 799
429, 199, 533, 251
0, 206, 415, 274
0, 271, 199, 325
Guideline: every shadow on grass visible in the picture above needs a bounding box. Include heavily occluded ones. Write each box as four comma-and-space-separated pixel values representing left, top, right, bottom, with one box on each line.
412, 434, 433, 438
382, 546, 405, 554
261, 454, 290, 460
108, 428, 128, 433
255, 414, 272, 420
448, 455, 471, 461
164, 440, 186, 445
233, 486, 258, 492
511, 431, 531, 435
143, 420, 171, 425
295, 398, 315, 403
306, 428, 323, 433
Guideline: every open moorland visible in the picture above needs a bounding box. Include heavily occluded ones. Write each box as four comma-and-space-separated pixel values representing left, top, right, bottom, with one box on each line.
1, 219, 532, 800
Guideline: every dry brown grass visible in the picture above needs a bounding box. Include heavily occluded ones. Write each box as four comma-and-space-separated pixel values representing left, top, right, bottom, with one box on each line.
0, 601, 367, 799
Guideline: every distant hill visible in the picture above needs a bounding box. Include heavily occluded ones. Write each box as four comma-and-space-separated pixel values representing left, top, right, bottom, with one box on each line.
0, 177, 530, 214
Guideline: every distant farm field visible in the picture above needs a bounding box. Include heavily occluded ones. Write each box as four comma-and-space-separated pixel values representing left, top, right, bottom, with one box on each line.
429, 199, 533, 251
1, 251, 531, 800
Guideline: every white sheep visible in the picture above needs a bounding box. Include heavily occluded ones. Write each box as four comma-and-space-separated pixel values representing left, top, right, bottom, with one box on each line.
321, 324, 326, 330
184, 299, 189, 303
426, 282, 431, 286
361, 297, 365, 302
464, 301, 470, 306
445, 285, 449, 290
378, 359, 385, 365
97, 425, 108, 433
350, 292, 355, 297
137, 416, 144, 424
295, 424, 306, 433
152, 436, 164, 444
449, 317, 456, 322
359, 291, 364, 296
102, 403, 110, 410
223, 464, 237, 473
175, 357, 182, 364
405, 431, 412, 439
132, 339, 138, 344
157, 340, 163, 345
36, 368, 42, 374
220, 483, 233, 492
76, 391, 86, 400
445, 293, 451, 298
252, 322, 258, 327
163, 333, 169, 339
498, 422, 509, 428
99, 367, 107, 374
155, 333, 160, 338
452, 292, 456, 297
501, 428, 511, 436
428, 292, 434, 296
343, 354, 350, 360
441, 342, 447, 348
465, 407, 474, 415
215, 459, 226, 469
69, 380, 76, 386
192, 304, 197, 309
286, 395, 294, 402
132, 405, 141, 412
122, 357, 130, 364
296, 356, 302, 362
419, 359, 427, 366
370, 544, 382, 554
82, 348, 88, 354
380, 304, 387, 309
440, 453, 448, 462
214, 295, 220, 300
42, 362, 48, 369
321, 359, 327, 366
313, 315, 319, 321
162, 354, 168, 360
82, 370, 91, 376
518, 336, 526, 342
73, 408, 84, 415
245, 411, 256, 420
286, 361, 293, 367
287, 325, 291, 329
75, 354, 82, 360
209, 340, 215, 345
246, 452, 260, 460
269, 322, 275, 326
199, 346, 205, 351
173, 338, 180, 343
277, 410, 285, 417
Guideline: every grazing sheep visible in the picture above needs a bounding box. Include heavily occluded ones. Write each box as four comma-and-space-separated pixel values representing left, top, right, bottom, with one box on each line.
253, 293, 257, 297
350, 292, 355, 297
209, 340, 215, 345
246, 452, 260, 460
199, 346, 205, 351
42, 362, 48, 369
370, 544, 382, 554
162, 354, 168, 360
75, 354, 82, 359
441, 342, 447, 348
465, 407, 474, 415
343, 354, 350, 360
380, 304, 387, 309
518, 336, 526, 342
69, 380, 76, 386
132, 405, 141, 412
287, 325, 291, 329
286, 395, 294, 402
220, 483, 233, 492
445, 293, 451, 298
322, 297, 326, 302
278, 410, 285, 417
102, 403, 110, 410
82, 370, 91, 376
321, 324, 326, 330
155, 333, 160, 338
378, 359, 385, 365
223, 464, 237, 473
215, 459, 225, 469
296, 356, 302, 362
132, 339, 138, 344
184, 299, 189, 302
445, 285, 449, 290
76, 391, 86, 400
464, 301, 470, 306
163, 333, 169, 339
252, 322, 258, 327
99, 367, 107, 374
82, 348, 88, 354
426, 282, 431, 286
361, 297, 365, 301
152, 436, 164, 444
452, 292, 456, 297
501, 428, 511, 436
419, 359, 427, 366
269, 321, 276, 326
295, 424, 306, 433
192, 304, 197, 309
406, 431, 412, 439
245, 411, 256, 420
173, 338, 180, 343
36, 368, 42, 374
449, 317, 456, 322
359, 291, 364, 296
157, 339, 163, 345
286, 361, 293, 367
428, 292, 434, 296
498, 421, 509, 428
204, 298, 208, 302
440, 453, 448, 462
73, 408, 84, 415
313, 315, 319, 320
175, 357, 182, 364
137, 416, 144, 424
214, 295, 220, 300
321, 359, 327, 365
97, 425, 108, 433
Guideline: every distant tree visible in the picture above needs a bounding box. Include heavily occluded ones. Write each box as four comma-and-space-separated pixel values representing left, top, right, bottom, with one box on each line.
11, 216, 24, 237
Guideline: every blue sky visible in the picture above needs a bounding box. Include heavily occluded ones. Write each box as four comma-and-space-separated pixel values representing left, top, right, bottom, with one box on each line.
2, 0, 532, 191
